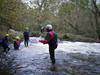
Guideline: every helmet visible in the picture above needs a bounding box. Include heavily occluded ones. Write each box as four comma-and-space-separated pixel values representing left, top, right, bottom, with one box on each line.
16, 36, 20, 40
6, 34, 9, 36
46, 24, 52, 30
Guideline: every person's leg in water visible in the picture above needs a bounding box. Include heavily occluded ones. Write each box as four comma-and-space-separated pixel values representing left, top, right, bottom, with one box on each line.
7, 47, 10, 52
26, 40, 29, 47
49, 47, 57, 71
3, 47, 7, 52
24, 40, 27, 47
14, 41, 18, 50
49, 47, 55, 65
3, 46, 10, 53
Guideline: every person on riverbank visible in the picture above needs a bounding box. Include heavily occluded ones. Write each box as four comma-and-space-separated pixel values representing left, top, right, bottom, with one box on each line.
14, 36, 21, 50
39, 24, 58, 65
1, 34, 10, 53
23, 27, 29, 47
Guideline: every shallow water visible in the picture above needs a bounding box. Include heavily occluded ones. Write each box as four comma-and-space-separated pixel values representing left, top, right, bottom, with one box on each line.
1, 37, 100, 75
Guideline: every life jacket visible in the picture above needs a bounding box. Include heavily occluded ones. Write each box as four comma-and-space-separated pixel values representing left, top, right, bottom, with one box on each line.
49, 31, 55, 41
48, 31, 58, 49
16, 40, 20, 46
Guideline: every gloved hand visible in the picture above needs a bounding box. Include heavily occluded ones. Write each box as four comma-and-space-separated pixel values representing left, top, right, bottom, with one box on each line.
39, 40, 48, 44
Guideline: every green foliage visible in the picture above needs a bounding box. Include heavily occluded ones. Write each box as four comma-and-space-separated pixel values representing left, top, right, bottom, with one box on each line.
59, 3, 75, 15
62, 34, 70, 40
0, 0, 5, 9
59, 33, 95, 42
0, 0, 30, 31
31, 31, 41, 37
0, 0, 99, 42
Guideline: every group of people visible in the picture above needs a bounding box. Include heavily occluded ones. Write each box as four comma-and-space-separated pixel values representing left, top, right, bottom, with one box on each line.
0, 24, 58, 65
0, 27, 29, 52
14, 27, 30, 50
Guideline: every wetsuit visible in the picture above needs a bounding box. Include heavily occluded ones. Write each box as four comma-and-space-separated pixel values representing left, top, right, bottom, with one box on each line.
23, 31, 29, 47
2, 36, 10, 53
14, 40, 20, 50
40, 30, 58, 65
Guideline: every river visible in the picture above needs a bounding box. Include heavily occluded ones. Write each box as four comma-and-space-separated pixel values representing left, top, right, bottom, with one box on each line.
1, 37, 100, 75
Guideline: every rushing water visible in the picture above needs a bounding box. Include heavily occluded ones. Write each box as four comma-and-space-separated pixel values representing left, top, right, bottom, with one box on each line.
1, 37, 100, 75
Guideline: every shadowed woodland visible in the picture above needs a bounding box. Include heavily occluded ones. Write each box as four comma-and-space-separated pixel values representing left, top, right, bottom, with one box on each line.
0, 0, 100, 41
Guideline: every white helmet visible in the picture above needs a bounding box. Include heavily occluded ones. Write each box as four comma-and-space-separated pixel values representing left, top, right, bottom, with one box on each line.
46, 24, 52, 30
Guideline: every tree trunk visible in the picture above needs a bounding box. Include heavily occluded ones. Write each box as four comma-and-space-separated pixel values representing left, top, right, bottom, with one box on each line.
92, 0, 100, 41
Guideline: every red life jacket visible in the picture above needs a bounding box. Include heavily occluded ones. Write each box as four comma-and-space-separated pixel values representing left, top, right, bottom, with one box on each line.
16, 40, 20, 45
39, 31, 56, 44
49, 31, 55, 41
49, 31, 57, 49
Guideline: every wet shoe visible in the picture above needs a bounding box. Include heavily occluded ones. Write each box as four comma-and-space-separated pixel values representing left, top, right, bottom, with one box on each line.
50, 64, 58, 71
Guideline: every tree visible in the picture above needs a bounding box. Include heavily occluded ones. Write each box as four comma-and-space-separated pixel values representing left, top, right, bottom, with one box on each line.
91, 0, 100, 40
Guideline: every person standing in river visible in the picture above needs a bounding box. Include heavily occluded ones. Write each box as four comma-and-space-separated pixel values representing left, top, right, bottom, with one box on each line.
23, 27, 29, 47
1, 34, 10, 53
39, 24, 58, 65
14, 36, 21, 50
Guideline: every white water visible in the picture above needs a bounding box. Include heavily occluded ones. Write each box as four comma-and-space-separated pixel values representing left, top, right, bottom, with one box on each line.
19, 37, 100, 55
10, 37, 100, 75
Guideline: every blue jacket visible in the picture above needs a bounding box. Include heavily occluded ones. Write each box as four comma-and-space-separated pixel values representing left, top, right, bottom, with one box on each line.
23, 31, 29, 40
2, 36, 9, 48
